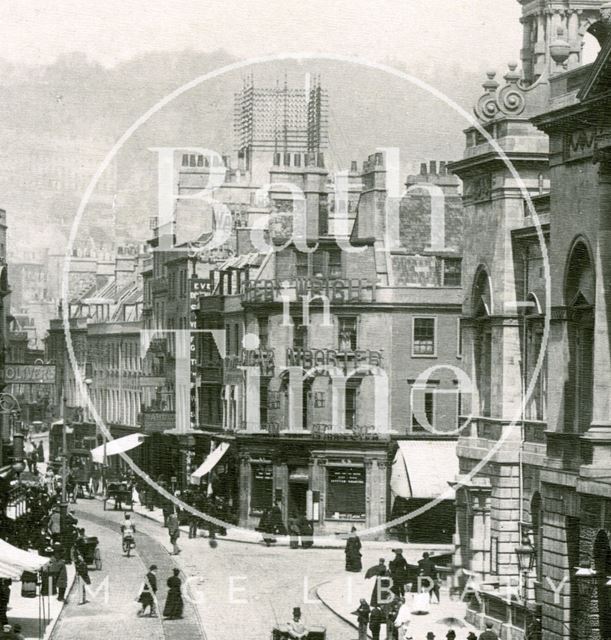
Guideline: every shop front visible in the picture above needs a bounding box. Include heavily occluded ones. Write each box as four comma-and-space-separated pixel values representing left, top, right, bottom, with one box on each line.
236, 434, 394, 539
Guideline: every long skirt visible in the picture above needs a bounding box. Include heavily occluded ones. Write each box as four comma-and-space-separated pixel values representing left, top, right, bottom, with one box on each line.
163, 589, 183, 619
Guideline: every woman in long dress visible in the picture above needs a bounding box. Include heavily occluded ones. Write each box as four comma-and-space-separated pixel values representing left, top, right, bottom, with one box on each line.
162, 568, 184, 620
344, 527, 362, 572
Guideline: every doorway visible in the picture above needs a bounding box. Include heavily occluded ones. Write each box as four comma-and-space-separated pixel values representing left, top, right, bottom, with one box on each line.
288, 482, 308, 518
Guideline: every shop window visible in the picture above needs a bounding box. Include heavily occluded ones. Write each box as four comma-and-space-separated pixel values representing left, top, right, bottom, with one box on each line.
293, 324, 308, 351
250, 464, 273, 514
411, 387, 435, 432
345, 383, 359, 429
296, 252, 309, 278
260, 378, 269, 427
339, 317, 357, 351
443, 258, 462, 287
325, 467, 366, 520
412, 317, 436, 356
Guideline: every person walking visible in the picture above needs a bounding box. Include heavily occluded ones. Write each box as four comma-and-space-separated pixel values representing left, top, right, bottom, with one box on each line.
344, 526, 362, 572
37, 440, 45, 464
137, 565, 158, 617
393, 597, 411, 640
74, 551, 91, 605
351, 598, 370, 640
369, 604, 385, 640
389, 549, 409, 597
54, 553, 68, 602
167, 511, 181, 555
0, 580, 11, 626
418, 552, 440, 603
162, 568, 183, 620
298, 515, 313, 549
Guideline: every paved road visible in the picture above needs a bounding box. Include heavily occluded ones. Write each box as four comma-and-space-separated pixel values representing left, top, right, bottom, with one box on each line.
60, 500, 356, 640
50, 503, 203, 640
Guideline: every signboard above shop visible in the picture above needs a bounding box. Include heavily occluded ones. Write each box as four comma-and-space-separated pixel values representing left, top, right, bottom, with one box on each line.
4, 364, 56, 384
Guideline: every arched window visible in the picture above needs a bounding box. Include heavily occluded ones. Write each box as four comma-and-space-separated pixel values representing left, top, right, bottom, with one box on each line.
522, 293, 547, 421
564, 240, 594, 434
473, 268, 493, 417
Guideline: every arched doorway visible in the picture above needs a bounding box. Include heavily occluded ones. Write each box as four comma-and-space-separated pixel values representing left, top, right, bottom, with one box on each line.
564, 239, 595, 434
593, 530, 611, 638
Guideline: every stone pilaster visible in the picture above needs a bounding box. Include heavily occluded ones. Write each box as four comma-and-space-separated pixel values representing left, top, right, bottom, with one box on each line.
238, 453, 251, 525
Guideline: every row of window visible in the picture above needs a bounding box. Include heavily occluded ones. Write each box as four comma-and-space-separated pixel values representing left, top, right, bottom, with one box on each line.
167, 269, 189, 300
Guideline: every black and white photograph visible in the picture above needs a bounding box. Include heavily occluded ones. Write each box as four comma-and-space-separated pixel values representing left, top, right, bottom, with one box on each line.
0, 1, 609, 639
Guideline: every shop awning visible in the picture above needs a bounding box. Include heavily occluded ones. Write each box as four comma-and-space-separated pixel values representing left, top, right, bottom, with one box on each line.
191, 442, 230, 482
391, 440, 458, 499
91, 433, 146, 464
0, 538, 50, 579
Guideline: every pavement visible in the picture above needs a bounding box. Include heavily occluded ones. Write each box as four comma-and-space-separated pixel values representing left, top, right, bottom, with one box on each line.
126, 496, 454, 554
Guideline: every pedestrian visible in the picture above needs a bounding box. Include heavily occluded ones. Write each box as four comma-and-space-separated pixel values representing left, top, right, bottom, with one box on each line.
298, 515, 313, 549
288, 513, 300, 549
389, 548, 409, 597
344, 526, 362, 572
37, 440, 45, 463
365, 558, 389, 607
418, 552, 440, 603
45, 469, 55, 496
369, 604, 385, 640
0, 580, 11, 626
137, 564, 158, 617
393, 597, 411, 640
258, 508, 276, 546
351, 598, 370, 640
167, 511, 181, 555
479, 622, 499, 640
54, 553, 68, 602
74, 551, 91, 604
162, 568, 183, 620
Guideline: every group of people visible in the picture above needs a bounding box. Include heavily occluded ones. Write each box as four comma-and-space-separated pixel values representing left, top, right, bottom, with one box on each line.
257, 501, 313, 549
135, 565, 184, 620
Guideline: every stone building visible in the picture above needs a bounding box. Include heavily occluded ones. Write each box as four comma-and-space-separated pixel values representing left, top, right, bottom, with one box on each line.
449, 2, 611, 638
192, 152, 464, 539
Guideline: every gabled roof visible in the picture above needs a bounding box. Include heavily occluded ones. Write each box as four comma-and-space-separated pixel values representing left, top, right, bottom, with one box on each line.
578, 33, 611, 102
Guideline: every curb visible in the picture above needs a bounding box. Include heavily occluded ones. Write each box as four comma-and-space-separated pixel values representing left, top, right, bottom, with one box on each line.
315, 581, 373, 640
43, 565, 77, 640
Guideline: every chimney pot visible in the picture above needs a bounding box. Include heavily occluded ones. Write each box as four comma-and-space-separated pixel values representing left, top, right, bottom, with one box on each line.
429, 161, 437, 175
351, 160, 358, 172
420, 163, 428, 175
439, 161, 446, 175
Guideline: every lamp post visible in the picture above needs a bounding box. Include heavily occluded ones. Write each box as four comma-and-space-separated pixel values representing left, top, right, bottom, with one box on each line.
575, 564, 597, 599
515, 533, 536, 601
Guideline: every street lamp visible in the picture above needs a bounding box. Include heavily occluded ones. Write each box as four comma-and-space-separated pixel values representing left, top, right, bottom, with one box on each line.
515, 533, 536, 600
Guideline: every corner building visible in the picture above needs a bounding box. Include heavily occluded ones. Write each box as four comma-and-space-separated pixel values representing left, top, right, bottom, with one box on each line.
196, 153, 465, 539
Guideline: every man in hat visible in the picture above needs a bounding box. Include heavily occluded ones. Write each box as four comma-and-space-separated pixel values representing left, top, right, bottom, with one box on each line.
389, 549, 409, 597
286, 607, 308, 640
351, 598, 370, 640
418, 552, 440, 603
0, 624, 15, 639
426, 634, 435, 640
479, 622, 499, 640
365, 558, 390, 607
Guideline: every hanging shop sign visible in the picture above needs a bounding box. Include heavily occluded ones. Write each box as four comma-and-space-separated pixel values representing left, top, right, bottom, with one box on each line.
224, 348, 275, 376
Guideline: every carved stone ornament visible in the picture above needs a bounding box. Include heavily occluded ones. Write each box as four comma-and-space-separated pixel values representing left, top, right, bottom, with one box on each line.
474, 63, 528, 123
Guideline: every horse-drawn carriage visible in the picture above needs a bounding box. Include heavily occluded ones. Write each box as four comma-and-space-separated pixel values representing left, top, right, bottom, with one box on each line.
79, 536, 102, 570
103, 479, 134, 511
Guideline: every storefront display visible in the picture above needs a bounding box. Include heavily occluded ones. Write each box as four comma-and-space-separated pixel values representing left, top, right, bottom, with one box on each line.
325, 466, 365, 520
250, 464, 273, 514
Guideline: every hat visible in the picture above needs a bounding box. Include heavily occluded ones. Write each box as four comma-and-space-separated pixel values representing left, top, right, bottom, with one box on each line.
391, 548, 403, 554
3, 625, 11, 632
149, 564, 158, 571
467, 633, 478, 640
426, 633, 435, 640
446, 631, 456, 640
378, 558, 385, 563
293, 607, 301, 616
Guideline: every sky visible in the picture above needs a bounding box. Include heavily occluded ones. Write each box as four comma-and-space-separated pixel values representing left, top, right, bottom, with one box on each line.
0, 0, 523, 71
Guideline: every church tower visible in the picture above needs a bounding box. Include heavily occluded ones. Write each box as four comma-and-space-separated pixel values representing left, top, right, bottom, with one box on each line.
519, 0, 611, 84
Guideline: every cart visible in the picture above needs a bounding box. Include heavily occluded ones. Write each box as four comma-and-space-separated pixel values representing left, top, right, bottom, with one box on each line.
80, 536, 102, 570
103, 482, 134, 511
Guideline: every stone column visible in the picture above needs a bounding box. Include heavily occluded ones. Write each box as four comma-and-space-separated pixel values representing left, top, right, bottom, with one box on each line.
309, 457, 325, 525
243, 366, 260, 432
273, 459, 289, 522
583, 156, 611, 474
